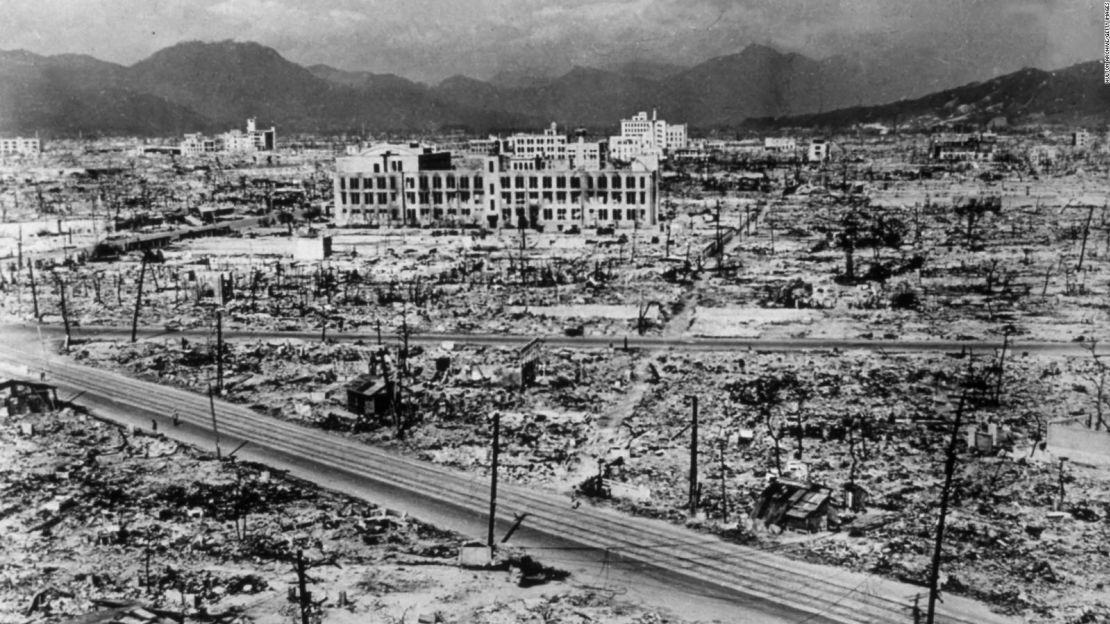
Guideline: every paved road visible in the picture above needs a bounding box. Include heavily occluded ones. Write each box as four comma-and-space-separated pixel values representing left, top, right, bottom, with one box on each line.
0, 336, 1016, 624
13, 323, 1106, 357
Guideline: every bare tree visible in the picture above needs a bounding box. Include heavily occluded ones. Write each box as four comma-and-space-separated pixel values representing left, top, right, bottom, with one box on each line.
728, 371, 805, 477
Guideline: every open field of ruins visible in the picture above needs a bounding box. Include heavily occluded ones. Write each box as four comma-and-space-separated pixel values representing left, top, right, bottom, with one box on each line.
3, 127, 1110, 624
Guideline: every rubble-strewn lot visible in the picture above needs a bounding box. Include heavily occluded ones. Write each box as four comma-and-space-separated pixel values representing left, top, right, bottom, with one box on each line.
71, 338, 638, 489
609, 350, 1110, 622
691, 173, 1110, 342
0, 224, 703, 338
0, 408, 699, 624
70, 338, 1110, 622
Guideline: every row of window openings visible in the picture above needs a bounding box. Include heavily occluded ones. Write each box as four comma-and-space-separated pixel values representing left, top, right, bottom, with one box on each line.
343, 175, 648, 192
497, 176, 647, 190
344, 190, 647, 206
348, 205, 646, 222
499, 192, 647, 204
352, 208, 474, 218
342, 192, 486, 206
342, 176, 484, 191
501, 208, 645, 221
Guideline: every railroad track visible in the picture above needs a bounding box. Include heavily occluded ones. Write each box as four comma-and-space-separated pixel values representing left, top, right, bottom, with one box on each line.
0, 342, 1016, 624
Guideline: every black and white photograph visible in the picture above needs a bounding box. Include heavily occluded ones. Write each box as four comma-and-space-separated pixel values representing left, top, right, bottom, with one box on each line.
1, 1, 1109, 623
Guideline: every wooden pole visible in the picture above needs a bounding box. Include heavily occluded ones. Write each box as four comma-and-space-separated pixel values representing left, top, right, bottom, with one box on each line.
1077, 204, 1096, 271
926, 389, 967, 623
28, 263, 40, 320
216, 309, 224, 395
295, 550, 310, 624
719, 440, 728, 523
689, 395, 699, 516
131, 255, 148, 343
488, 411, 501, 548
208, 385, 222, 459
56, 274, 71, 349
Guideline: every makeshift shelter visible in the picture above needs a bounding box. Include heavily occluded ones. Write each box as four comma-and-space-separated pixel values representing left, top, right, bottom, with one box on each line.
344, 375, 394, 417
751, 479, 833, 533
0, 379, 58, 415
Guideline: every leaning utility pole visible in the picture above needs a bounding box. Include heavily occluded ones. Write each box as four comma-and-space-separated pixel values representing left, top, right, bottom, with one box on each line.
1077, 204, 1096, 271
926, 388, 968, 623
131, 254, 149, 343
688, 395, 699, 516
207, 385, 222, 459
488, 411, 501, 548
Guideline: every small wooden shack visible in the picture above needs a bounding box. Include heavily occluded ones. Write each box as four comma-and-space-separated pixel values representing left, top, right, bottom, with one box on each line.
0, 379, 58, 415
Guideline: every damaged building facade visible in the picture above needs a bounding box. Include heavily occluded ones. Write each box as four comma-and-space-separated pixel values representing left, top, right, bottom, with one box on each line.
334, 141, 659, 230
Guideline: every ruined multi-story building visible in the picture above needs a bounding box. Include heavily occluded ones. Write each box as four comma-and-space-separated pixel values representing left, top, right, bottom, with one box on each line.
334, 142, 658, 230
0, 137, 41, 156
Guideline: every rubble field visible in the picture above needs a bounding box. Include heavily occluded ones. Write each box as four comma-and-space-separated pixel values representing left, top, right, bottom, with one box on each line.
0, 221, 709, 339
691, 173, 1110, 342
0, 406, 702, 624
69, 338, 1110, 622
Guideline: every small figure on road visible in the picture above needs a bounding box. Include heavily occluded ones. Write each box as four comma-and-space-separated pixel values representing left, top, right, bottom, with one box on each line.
912, 594, 921, 624
172, 409, 180, 427
151, 419, 158, 432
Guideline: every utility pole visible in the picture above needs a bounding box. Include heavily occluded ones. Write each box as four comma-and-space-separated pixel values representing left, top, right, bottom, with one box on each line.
926, 388, 968, 623
1077, 204, 1095, 271
208, 385, 222, 459
28, 263, 40, 320
215, 309, 224, 395
55, 273, 71, 349
1057, 457, 1068, 510
688, 395, 699, 516
131, 253, 148, 343
488, 411, 501, 548
715, 200, 722, 268
718, 439, 728, 523
294, 550, 311, 624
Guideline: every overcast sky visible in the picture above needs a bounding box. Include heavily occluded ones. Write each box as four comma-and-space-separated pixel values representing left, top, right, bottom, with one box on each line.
0, 0, 1100, 83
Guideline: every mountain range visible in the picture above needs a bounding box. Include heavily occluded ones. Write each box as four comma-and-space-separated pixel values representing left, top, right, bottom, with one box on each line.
744, 61, 1110, 131
0, 40, 1103, 138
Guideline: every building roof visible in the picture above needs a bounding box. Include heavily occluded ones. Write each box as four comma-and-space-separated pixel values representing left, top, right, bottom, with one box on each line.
0, 379, 56, 392
345, 374, 387, 396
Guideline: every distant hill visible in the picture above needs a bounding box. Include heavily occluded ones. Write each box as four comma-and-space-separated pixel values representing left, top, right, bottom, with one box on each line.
0, 49, 210, 135
743, 61, 1110, 130
0, 40, 1103, 137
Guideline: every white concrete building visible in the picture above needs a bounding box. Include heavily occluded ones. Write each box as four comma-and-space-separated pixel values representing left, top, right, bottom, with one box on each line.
0, 137, 41, 156
611, 111, 687, 162
334, 143, 658, 230
807, 139, 830, 163
180, 118, 276, 156
763, 137, 796, 153
567, 136, 605, 171
503, 123, 567, 160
